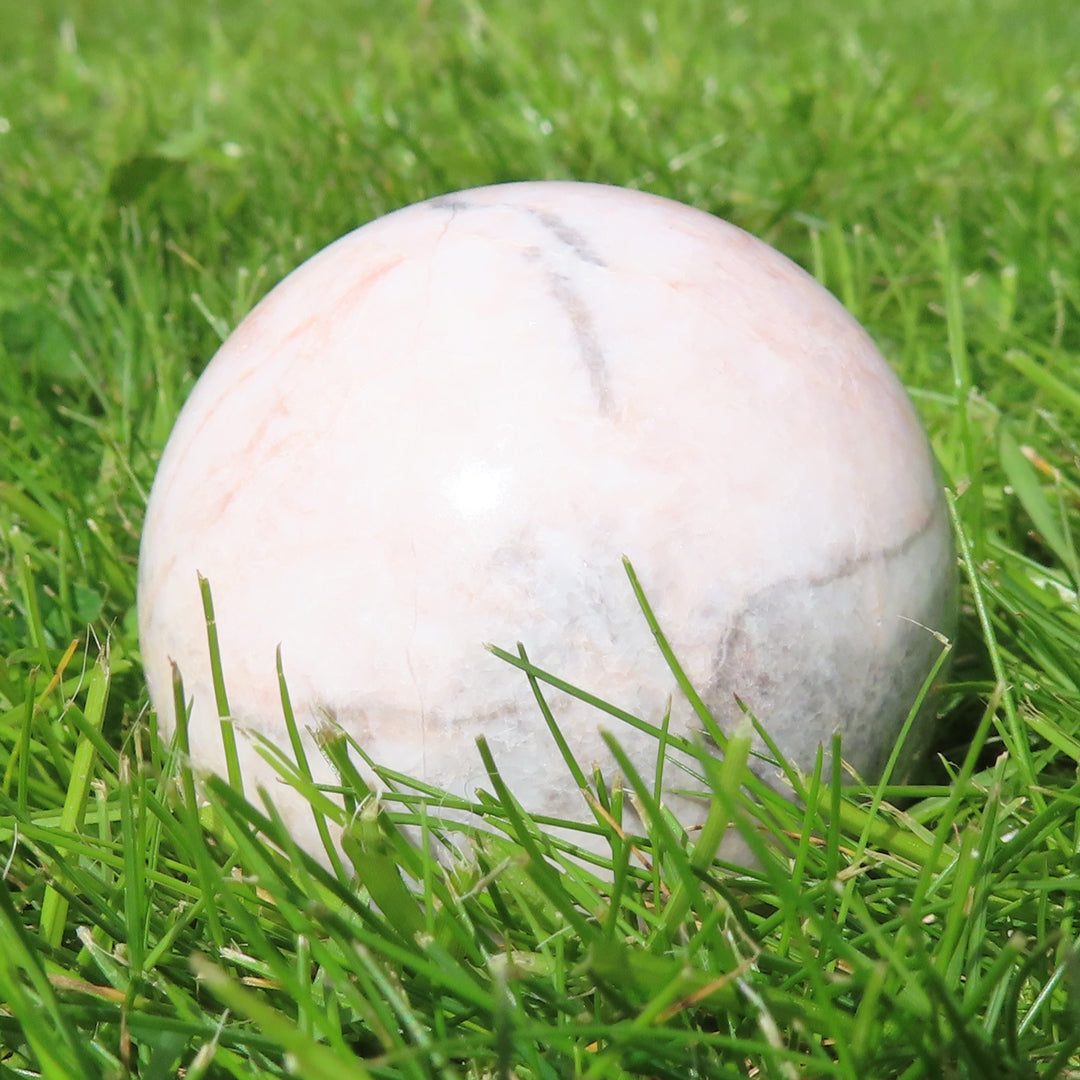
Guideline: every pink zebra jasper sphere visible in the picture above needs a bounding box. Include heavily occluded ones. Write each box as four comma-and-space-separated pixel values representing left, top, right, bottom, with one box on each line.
137, 181, 954, 858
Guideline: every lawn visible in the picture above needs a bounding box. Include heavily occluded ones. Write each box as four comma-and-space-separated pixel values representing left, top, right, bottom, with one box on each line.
3, 0, 1080, 1077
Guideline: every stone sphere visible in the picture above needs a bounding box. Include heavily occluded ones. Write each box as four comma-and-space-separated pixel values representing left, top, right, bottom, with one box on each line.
137, 181, 954, 856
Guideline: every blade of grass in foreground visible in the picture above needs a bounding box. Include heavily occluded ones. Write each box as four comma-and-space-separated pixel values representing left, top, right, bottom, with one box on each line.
170, 663, 226, 947
39, 651, 109, 950
199, 573, 243, 795
0, 856, 98, 1076
192, 956, 376, 1080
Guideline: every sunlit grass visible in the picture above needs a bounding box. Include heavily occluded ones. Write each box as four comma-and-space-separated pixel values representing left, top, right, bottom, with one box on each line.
3, 0, 1080, 1076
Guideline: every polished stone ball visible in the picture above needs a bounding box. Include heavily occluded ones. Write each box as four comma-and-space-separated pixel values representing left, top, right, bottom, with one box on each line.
138, 181, 955, 857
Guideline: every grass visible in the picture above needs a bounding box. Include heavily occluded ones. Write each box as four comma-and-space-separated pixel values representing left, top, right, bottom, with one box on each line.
3, 0, 1080, 1075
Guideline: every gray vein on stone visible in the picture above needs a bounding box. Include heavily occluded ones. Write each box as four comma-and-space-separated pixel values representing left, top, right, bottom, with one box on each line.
703, 495, 950, 767
802, 497, 945, 591
548, 272, 614, 415
524, 207, 609, 267
428, 197, 608, 269
426, 197, 615, 411
428, 196, 474, 212
717, 497, 946, 641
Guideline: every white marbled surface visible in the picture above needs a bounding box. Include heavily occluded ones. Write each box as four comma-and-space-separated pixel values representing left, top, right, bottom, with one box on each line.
137, 181, 955, 857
